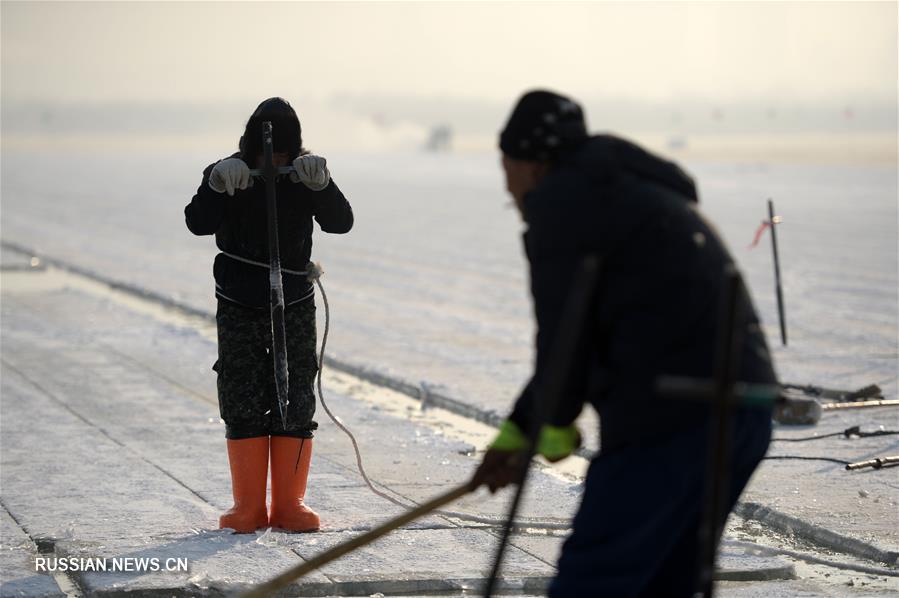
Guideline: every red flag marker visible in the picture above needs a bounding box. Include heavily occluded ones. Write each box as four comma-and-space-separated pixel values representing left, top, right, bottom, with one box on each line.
748, 220, 770, 249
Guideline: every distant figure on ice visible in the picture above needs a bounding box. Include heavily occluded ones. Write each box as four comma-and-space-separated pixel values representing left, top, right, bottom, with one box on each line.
185, 97, 353, 533
473, 90, 776, 595
424, 124, 453, 152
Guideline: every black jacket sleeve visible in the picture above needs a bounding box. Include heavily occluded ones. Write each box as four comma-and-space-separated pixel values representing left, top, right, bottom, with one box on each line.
507, 196, 594, 434
185, 162, 226, 236
312, 179, 354, 233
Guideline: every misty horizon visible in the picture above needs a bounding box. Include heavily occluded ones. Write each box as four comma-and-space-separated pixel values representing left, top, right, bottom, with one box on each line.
3, 92, 894, 139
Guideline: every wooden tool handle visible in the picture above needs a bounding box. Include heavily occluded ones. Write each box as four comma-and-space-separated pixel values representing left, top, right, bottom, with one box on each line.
239, 481, 477, 598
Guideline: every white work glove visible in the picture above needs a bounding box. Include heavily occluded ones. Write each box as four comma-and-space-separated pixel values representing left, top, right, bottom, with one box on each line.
290, 155, 330, 191
208, 158, 252, 196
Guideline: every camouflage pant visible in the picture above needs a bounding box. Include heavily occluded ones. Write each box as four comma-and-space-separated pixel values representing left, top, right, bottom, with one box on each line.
214, 297, 319, 439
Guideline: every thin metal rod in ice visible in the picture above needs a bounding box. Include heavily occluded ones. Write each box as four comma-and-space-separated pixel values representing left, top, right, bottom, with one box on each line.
768, 199, 787, 346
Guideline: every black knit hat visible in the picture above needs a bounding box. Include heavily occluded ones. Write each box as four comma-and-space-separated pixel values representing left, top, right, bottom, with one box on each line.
239, 97, 303, 161
499, 90, 588, 161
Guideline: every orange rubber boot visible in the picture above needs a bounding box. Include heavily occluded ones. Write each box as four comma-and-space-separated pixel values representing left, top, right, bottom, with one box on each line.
269, 436, 320, 532
219, 437, 270, 533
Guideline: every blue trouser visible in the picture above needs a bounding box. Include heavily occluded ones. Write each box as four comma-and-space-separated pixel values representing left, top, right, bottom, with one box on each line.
549, 408, 771, 597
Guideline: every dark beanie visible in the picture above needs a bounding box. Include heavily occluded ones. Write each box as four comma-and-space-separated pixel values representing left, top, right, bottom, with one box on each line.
499, 90, 588, 161
239, 97, 303, 161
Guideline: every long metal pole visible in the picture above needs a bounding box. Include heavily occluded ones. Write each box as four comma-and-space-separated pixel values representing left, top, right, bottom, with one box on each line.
484, 255, 602, 598
697, 266, 745, 598
768, 199, 787, 346
263, 122, 290, 428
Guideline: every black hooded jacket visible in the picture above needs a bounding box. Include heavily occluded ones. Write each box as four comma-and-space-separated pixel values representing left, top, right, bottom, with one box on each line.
185, 99, 353, 308
509, 135, 777, 450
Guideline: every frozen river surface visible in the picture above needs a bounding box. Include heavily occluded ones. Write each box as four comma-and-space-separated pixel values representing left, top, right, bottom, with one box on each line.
2, 146, 896, 422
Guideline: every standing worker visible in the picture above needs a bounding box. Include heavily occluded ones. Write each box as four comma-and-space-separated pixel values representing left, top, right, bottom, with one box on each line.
185, 97, 353, 533
473, 90, 776, 596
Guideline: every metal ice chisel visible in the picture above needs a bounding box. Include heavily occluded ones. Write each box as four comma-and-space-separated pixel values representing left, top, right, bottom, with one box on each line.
249, 166, 295, 177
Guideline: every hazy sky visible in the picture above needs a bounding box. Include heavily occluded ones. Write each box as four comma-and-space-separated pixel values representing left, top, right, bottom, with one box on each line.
2, 1, 896, 106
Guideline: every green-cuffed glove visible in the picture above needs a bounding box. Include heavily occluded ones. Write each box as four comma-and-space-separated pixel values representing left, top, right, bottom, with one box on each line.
538, 424, 582, 462
489, 420, 581, 462
488, 420, 529, 452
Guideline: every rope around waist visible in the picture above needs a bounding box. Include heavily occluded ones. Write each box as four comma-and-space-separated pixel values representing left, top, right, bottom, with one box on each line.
214, 283, 315, 307
221, 250, 309, 277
